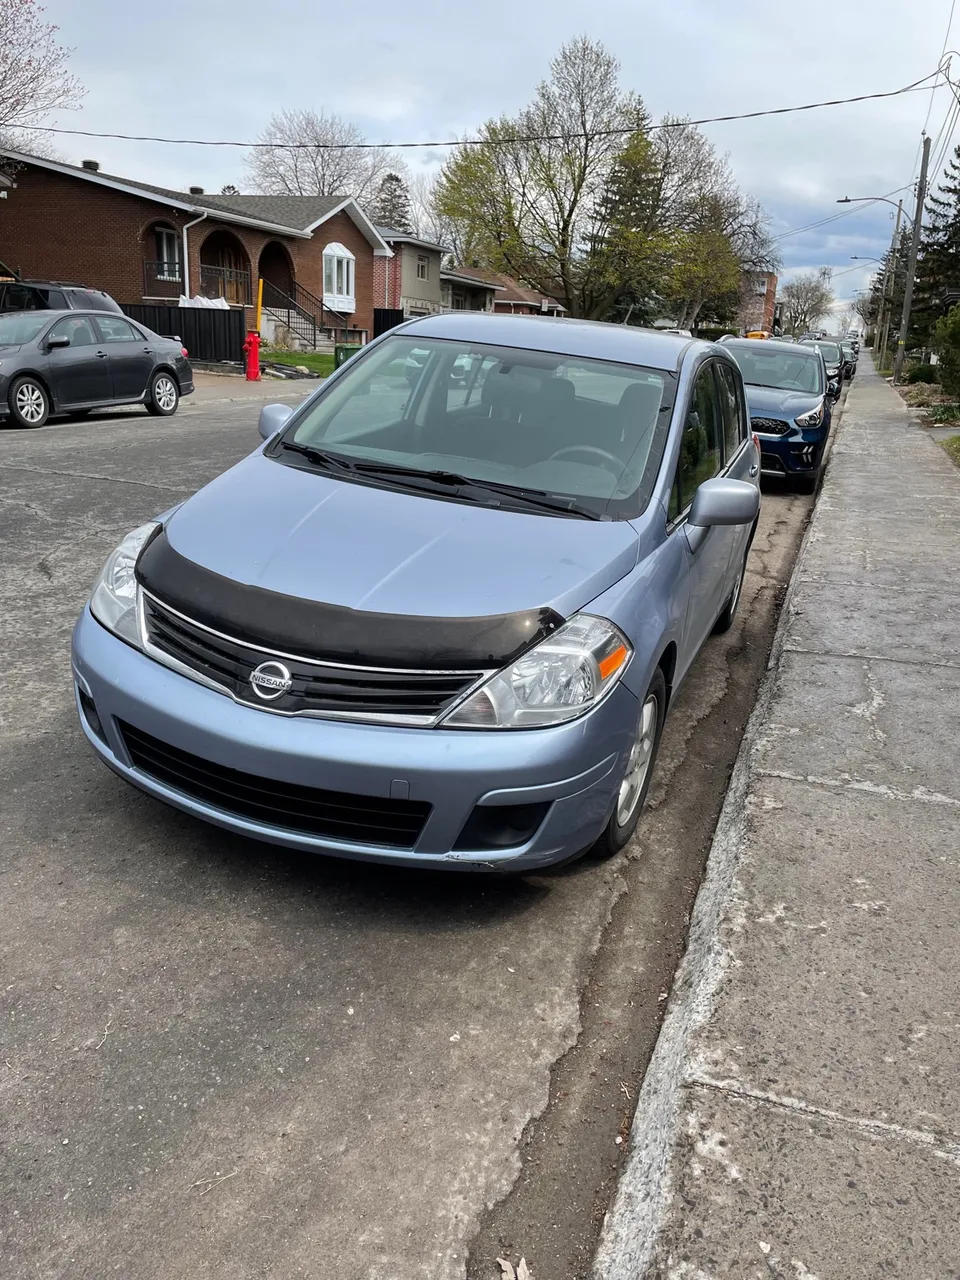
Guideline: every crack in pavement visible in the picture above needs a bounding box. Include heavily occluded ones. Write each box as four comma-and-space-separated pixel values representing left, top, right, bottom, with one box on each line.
0, 462, 191, 493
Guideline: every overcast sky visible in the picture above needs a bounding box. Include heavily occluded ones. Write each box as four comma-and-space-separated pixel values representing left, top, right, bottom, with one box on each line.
31, 0, 960, 311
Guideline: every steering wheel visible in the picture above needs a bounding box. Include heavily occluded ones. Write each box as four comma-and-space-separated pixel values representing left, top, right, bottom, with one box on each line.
548, 445, 622, 474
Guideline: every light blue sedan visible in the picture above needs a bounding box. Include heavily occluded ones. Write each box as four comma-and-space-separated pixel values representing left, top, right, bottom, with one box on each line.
72, 315, 760, 871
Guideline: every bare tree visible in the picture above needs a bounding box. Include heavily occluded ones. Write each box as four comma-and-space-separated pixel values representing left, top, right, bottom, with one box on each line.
245, 109, 392, 200
778, 268, 836, 336
0, 0, 84, 152
834, 307, 855, 334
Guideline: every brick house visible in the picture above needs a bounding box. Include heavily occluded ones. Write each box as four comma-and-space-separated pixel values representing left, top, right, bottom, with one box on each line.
737, 271, 778, 334
444, 267, 566, 316
373, 228, 502, 318
0, 150, 393, 343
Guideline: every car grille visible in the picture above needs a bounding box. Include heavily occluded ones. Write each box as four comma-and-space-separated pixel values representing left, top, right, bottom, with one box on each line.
118, 720, 431, 848
141, 593, 487, 725
751, 417, 792, 436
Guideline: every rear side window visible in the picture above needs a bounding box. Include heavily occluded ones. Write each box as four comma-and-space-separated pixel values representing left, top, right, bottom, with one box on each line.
95, 316, 139, 343
3, 284, 40, 311
715, 363, 746, 460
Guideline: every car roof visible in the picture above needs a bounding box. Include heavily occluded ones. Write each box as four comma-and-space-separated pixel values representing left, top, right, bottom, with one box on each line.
723, 336, 821, 357
12, 280, 109, 290
393, 312, 709, 373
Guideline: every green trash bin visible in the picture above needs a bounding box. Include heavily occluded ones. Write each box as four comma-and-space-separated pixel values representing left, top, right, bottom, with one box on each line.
334, 343, 362, 368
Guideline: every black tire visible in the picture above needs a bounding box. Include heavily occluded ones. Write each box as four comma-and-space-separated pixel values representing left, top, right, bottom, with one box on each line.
590, 668, 667, 860
8, 375, 50, 429
146, 371, 179, 417
713, 547, 749, 635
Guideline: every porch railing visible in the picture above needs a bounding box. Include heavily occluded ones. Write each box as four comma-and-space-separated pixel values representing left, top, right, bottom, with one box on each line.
143, 259, 183, 299
199, 265, 252, 306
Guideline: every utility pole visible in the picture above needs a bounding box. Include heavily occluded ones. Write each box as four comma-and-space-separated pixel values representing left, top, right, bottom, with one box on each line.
878, 200, 904, 373
893, 134, 931, 384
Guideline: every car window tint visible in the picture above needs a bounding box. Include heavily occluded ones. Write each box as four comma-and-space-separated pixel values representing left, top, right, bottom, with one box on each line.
715, 363, 745, 459
69, 289, 116, 312
322, 345, 425, 440
49, 316, 97, 346
95, 316, 138, 343
3, 285, 40, 311
676, 365, 722, 512
447, 354, 498, 411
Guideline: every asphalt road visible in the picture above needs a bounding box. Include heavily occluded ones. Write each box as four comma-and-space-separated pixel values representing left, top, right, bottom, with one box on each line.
0, 395, 816, 1280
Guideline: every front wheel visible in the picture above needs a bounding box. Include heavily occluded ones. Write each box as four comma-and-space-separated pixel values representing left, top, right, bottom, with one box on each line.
146, 371, 179, 416
591, 668, 666, 860
8, 376, 50, 429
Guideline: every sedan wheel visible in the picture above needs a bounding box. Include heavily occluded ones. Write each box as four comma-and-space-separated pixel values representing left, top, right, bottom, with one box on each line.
591, 667, 666, 860
8, 376, 50, 429
147, 372, 179, 417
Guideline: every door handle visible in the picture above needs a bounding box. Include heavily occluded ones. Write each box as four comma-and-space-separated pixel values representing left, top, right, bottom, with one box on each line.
749, 463, 759, 477
95, 350, 108, 359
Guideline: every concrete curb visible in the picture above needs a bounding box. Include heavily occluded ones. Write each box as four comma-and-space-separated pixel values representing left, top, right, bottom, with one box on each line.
591, 395, 846, 1278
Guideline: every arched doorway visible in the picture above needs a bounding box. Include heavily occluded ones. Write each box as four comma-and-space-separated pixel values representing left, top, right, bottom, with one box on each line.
258, 240, 294, 307
198, 229, 251, 305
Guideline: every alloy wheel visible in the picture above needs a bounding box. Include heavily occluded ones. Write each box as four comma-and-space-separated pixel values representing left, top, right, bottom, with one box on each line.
15, 383, 45, 424
154, 377, 177, 412
616, 693, 659, 827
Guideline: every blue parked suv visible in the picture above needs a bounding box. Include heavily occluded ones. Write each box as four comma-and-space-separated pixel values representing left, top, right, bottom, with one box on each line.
720, 337, 831, 493
72, 315, 760, 872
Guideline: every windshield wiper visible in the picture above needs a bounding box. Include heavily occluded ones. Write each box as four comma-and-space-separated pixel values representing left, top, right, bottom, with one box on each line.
279, 440, 357, 470
348, 460, 602, 520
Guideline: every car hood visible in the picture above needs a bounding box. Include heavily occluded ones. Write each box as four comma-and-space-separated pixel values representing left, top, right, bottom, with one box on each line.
161, 451, 640, 620
745, 386, 821, 418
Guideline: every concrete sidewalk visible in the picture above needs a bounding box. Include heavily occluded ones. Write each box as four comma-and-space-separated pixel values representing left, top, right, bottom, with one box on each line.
595, 359, 960, 1278
187, 370, 325, 405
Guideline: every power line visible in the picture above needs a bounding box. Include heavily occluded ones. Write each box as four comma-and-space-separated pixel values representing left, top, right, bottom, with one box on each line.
921, 5, 957, 134
13, 72, 943, 151
772, 186, 916, 242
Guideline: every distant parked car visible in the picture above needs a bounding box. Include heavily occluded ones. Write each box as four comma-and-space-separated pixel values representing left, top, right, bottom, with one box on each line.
0, 278, 122, 314
0, 310, 193, 428
840, 341, 858, 379
723, 337, 832, 493
799, 339, 843, 398
71, 314, 761, 871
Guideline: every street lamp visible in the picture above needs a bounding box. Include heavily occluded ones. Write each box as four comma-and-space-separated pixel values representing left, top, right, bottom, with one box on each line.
836, 196, 914, 226
850, 256, 883, 264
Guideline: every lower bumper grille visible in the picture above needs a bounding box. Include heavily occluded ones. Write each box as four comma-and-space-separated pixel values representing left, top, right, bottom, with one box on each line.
118, 720, 431, 849
760, 452, 788, 474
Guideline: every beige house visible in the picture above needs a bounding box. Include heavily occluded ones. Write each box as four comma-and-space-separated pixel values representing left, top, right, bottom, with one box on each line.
375, 227, 447, 317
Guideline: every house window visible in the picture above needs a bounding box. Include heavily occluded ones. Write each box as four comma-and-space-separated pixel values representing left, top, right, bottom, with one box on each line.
417, 254, 429, 281
452, 294, 466, 310
154, 225, 180, 280
322, 242, 356, 311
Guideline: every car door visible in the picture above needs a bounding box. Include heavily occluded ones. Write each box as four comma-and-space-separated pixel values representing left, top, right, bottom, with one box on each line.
92, 315, 155, 399
665, 361, 731, 664
715, 360, 756, 589
44, 315, 113, 407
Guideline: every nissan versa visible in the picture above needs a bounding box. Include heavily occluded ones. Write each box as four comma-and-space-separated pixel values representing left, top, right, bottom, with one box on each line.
721, 337, 832, 493
71, 315, 761, 872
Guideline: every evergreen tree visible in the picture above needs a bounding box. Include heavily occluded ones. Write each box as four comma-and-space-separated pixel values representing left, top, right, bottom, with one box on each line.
369, 172, 414, 232
913, 145, 960, 344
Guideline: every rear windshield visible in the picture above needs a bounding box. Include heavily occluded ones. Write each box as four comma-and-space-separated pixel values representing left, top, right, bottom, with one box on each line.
724, 343, 823, 395
0, 313, 49, 345
66, 288, 120, 312
277, 335, 676, 518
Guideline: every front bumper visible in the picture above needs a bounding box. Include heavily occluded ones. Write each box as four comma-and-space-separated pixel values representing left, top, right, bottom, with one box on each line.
756, 423, 829, 477
71, 607, 640, 871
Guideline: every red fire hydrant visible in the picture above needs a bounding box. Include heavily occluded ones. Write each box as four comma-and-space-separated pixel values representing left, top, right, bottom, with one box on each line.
242, 330, 261, 381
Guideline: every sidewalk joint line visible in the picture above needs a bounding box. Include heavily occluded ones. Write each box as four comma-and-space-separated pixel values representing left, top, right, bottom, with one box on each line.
689, 1076, 960, 1166
782, 644, 960, 671
754, 768, 960, 807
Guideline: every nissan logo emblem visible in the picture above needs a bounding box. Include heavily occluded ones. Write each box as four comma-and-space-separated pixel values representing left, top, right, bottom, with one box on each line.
249, 660, 293, 701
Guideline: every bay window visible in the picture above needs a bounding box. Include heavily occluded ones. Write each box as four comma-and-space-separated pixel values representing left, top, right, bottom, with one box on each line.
322, 242, 356, 311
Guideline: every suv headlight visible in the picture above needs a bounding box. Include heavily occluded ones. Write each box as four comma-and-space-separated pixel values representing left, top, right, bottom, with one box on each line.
443, 614, 632, 729
795, 400, 825, 428
89, 522, 158, 647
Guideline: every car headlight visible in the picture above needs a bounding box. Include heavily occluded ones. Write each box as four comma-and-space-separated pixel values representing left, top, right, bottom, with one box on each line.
443, 614, 632, 729
795, 400, 825, 428
89, 522, 158, 647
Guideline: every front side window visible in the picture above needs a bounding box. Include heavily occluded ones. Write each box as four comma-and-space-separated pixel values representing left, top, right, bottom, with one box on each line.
271, 335, 676, 520
322, 242, 356, 310
49, 315, 97, 346
715, 363, 746, 458
669, 364, 723, 521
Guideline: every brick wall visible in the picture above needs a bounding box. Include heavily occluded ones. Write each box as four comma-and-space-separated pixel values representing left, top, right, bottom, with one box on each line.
1, 163, 380, 336
372, 256, 401, 310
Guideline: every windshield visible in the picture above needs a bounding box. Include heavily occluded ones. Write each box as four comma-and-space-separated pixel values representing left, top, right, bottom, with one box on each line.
801, 340, 841, 364
0, 313, 49, 345
724, 343, 823, 395
275, 334, 676, 518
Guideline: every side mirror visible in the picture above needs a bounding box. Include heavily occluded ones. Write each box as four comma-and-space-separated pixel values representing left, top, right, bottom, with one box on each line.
258, 402, 293, 441
47, 334, 70, 349
688, 477, 760, 529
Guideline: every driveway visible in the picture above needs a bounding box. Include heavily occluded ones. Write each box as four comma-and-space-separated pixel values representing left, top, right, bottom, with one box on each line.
0, 397, 814, 1280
